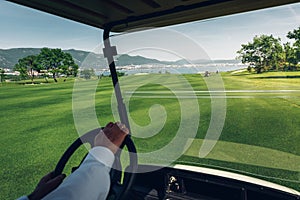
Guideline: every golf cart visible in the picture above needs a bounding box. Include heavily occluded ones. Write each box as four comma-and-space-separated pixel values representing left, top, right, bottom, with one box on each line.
6, 0, 300, 199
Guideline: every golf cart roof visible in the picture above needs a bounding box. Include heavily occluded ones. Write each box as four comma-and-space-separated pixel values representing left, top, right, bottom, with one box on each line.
7, 0, 300, 32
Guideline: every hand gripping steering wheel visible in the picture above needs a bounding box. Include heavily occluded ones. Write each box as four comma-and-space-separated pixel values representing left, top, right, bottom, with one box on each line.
53, 128, 138, 200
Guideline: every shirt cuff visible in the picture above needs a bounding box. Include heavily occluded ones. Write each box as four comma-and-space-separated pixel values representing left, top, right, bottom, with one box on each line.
16, 196, 29, 200
85, 146, 115, 168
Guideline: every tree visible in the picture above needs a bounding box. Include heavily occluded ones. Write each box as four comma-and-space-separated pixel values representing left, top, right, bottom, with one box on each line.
37, 48, 78, 82
13, 48, 79, 82
287, 26, 300, 66
283, 42, 297, 70
14, 55, 38, 83
80, 68, 95, 79
237, 35, 284, 73
60, 53, 79, 77
0, 68, 5, 82
287, 26, 300, 46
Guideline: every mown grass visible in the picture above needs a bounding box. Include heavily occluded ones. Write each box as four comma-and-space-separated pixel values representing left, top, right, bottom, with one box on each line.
0, 72, 299, 199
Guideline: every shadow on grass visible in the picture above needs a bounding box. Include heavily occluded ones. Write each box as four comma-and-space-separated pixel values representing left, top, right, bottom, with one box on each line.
252, 75, 300, 79
231, 74, 251, 76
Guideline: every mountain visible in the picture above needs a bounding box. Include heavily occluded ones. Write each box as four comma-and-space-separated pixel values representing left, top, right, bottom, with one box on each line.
0, 48, 167, 69
115, 54, 165, 66
0, 48, 41, 69
0, 48, 103, 69
0, 48, 239, 69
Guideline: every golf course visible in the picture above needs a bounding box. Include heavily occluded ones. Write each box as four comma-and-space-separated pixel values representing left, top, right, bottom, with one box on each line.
1, 71, 299, 199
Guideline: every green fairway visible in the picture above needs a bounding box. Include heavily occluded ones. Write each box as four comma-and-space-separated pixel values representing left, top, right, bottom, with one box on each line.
1, 72, 300, 199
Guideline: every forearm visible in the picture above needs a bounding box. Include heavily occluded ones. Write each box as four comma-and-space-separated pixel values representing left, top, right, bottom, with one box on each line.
43, 147, 114, 200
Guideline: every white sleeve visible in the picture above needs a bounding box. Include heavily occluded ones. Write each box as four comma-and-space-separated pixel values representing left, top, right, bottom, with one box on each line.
16, 196, 29, 200
42, 146, 115, 200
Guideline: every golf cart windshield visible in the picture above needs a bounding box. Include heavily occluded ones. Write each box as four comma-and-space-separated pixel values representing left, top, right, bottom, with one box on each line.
93, 15, 300, 189
74, 2, 300, 192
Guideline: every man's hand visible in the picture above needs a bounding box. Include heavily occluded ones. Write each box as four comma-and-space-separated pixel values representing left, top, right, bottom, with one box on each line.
28, 172, 66, 200
94, 122, 129, 154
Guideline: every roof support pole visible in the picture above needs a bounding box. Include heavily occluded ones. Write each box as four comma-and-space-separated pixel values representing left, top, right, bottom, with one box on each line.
103, 27, 134, 193
103, 27, 131, 131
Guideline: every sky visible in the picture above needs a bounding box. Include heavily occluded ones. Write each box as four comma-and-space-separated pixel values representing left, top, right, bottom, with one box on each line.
0, 1, 300, 60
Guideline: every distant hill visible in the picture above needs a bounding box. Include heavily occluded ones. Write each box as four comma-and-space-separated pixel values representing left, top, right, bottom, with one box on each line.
0, 48, 238, 69
0, 48, 41, 69
115, 54, 166, 66
0, 48, 104, 69
0, 48, 168, 69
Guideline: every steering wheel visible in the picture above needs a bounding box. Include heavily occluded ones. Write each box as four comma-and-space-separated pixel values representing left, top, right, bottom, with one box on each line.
53, 128, 138, 200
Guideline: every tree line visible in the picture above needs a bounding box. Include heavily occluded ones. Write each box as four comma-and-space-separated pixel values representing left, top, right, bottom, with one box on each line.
14, 47, 78, 83
237, 27, 300, 73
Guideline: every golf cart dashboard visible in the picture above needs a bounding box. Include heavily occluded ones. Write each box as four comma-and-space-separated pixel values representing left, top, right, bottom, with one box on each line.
128, 165, 299, 200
